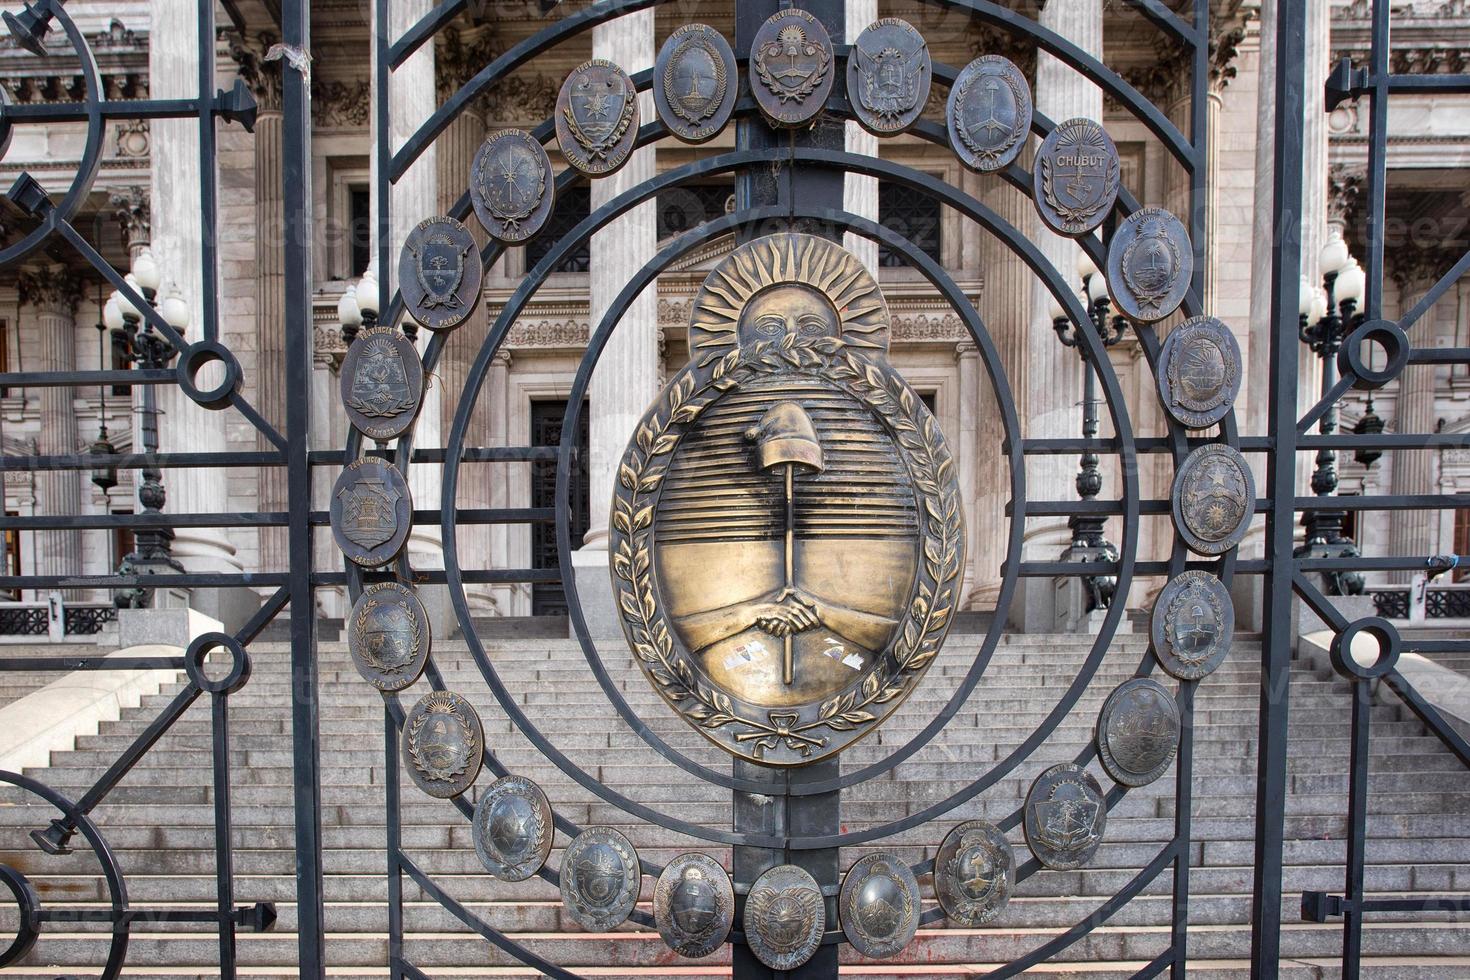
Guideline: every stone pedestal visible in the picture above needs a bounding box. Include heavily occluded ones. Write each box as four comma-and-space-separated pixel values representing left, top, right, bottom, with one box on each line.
115, 607, 223, 649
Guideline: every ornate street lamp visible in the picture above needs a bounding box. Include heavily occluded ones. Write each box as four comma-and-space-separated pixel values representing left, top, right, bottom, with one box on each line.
89, 293, 117, 492
1050, 250, 1131, 612
111, 249, 187, 608
1295, 233, 1367, 595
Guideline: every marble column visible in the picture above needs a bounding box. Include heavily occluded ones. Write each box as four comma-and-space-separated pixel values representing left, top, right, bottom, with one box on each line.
485, 351, 516, 614
374, 0, 443, 576
971, 171, 1034, 607
19, 266, 82, 593
435, 39, 496, 614
843, 0, 878, 273
955, 342, 979, 603
150, 0, 242, 612
230, 35, 287, 584
1025, 0, 1101, 559
582, 11, 658, 551
1387, 261, 1446, 576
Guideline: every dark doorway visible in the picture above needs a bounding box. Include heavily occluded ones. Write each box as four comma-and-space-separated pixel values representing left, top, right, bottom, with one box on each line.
530, 399, 589, 615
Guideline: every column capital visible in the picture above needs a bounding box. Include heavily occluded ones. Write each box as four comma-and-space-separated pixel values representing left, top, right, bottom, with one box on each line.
109, 185, 151, 254
436, 25, 496, 105
1328, 163, 1365, 228
491, 349, 513, 370
226, 30, 283, 112
1389, 243, 1457, 302
955, 340, 979, 360
17, 264, 81, 315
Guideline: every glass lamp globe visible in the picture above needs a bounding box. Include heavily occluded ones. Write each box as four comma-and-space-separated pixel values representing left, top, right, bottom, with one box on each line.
131, 246, 162, 294
337, 288, 362, 327
1299, 276, 1316, 317
160, 285, 191, 332
355, 267, 380, 316
115, 274, 143, 319
1337, 261, 1366, 305
1310, 290, 1328, 325
102, 295, 124, 331
1319, 234, 1351, 276
1048, 295, 1066, 322
1076, 248, 1100, 283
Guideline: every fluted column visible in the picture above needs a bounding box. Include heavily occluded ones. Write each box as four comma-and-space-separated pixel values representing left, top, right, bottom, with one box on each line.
19, 266, 82, 593
843, 0, 878, 273
1025, 0, 1101, 559
1387, 262, 1445, 576
374, 0, 442, 573
436, 41, 496, 614
582, 11, 657, 551
955, 342, 979, 603
971, 167, 1035, 607
485, 351, 516, 614
231, 35, 286, 581
151, 0, 241, 609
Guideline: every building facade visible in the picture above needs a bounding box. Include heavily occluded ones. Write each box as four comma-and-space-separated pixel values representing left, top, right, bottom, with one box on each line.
0, 0, 1466, 630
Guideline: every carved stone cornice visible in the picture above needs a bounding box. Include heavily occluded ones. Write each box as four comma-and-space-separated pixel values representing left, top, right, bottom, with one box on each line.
312, 78, 371, 129
110, 186, 151, 251
227, 31, 283, 111
0, 18, 148, 102
17, 265, 81, 315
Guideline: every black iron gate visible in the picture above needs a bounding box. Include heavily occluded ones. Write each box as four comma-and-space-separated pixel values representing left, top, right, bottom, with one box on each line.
0, 0, 1461, 977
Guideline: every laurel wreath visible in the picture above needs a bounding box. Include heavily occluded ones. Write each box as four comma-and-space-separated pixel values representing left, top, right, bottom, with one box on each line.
953, 68, 1026, 168
406, 698, 477, 782
665, 36, 726, 125
1121, 226, 1181, 315
355, 595, 421, 673
610, 333, 962, 760
479, 144, 543, 234
753, 39, 830, 106
1040, 151, 1120, 228
486, 787, 547, 878
562, 83, 635, 162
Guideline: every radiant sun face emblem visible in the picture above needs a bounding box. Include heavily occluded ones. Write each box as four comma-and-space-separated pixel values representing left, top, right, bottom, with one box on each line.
738, 283, 841, 346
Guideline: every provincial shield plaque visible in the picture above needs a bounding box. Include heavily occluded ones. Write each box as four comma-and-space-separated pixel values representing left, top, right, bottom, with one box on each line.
934, 819, 1013, 925
1023, 763, 1106, 871
340, 327, 424, 443
560, 827, 641, 931
947, 55, 1032, 173
654, 25, 736, 144
1156, 316, 1242, 430
470, 129, 555, 244
401, 691, 483, 799
744, 864, 825, 971
1033, 118, 1120, 236
839, 852, 919, 959
398, 215, 481, 333
847, 18, 930, 136
1171, 444, 1255, 555
347, 582, 430, 692
653, 852, 733, 958
472, 774, 553, 882
750, 9, 834, 128
1150, 569, 1234, 681
609, 233, 965, 767
331, 459, 412, 567
1105, 207, 1193, 323
555, 59, 639, 177
1095, 678, 1181, 787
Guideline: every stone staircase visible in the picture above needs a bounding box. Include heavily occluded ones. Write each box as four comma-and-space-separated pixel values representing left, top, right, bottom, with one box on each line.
0, 629, 1467, 977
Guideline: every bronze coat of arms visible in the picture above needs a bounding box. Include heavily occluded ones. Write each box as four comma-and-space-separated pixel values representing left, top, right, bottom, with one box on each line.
609, 234, 964, 766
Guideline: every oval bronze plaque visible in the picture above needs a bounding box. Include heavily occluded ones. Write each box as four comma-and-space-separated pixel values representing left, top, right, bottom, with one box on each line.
331, 459, 412, 567
1105, 206, 1193, 323
1156, 315, 1242, 430
1151, 569, 1234, 680
1023, 763, 1106, 871
340, 327, 424, 443
750, 9, 834, 128
1171, 444, 1255, 555
847, 18, 930, 137
347, 582, 430, 692
744, 864, 825, 971
1095, 677, 1180, 787
398, 215, 482, 333
470, 129, 555, 244
1033, 117, 1120, 236
555, 59, 639, 178
560, 826, 641, 931
472, 774, 553, 882
653, 852, 733, 958
654, 25, 736, 144
839, 852, 919, 959
934, 819, 1013, 925
609, 233, 965, 766
947, 55, 1032, 172
401, 690, 483, 799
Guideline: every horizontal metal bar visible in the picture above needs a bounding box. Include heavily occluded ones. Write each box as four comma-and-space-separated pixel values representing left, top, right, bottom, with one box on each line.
311, 568, 559, 587
1014, 499, 1271, 517
306, 446, 566, 466
1298, 433, 1470, 450
1404, 640, 1470, 654
0, 368, 175, 389
1387, 73, 1470, 94
1408, 347, 1469, 364
0, 451, 285, 473
1296, 493, 1470, 511
0, 513, 288, 530
1019, 437, 1273, 455
3, 98, 200, 122
0, 657, 185, 671
0, 572, 288, 589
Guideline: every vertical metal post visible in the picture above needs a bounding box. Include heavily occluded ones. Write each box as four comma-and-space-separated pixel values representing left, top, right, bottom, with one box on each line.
1342, 679, 1372, 976
1249, 0, 1307, 974
386, 705, 405, 980
211, 691, 238, 977
731, 1, 845, 976
279, 0, 325, 973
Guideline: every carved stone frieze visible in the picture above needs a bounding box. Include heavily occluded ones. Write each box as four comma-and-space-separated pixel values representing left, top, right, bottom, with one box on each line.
312, 79, 372, 129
